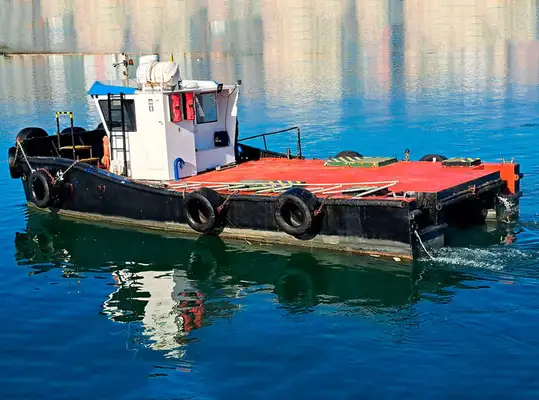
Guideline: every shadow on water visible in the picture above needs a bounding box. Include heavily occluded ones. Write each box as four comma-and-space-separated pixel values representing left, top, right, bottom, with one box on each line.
13, 209, 501, 356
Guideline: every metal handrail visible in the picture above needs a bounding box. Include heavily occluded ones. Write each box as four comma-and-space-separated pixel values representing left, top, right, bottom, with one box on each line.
238, 126, 302, 157
167, 179, 399, 197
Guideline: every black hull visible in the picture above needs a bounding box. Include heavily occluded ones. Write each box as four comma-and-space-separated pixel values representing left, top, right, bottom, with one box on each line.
18, 157, 424, 260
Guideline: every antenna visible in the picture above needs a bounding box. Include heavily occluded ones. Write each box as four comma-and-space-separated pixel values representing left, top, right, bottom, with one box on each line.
113, 52, 134, 86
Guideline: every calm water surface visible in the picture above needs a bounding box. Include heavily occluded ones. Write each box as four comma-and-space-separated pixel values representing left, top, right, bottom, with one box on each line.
2, 2, 539, 398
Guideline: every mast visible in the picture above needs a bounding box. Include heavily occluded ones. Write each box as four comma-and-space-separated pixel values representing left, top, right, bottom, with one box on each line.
113, 52, 133, 86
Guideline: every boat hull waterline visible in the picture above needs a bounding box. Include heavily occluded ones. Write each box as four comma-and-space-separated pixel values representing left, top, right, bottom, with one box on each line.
6, 54, 522, 261
10, 152, 522, 262
18, 157, 418, 260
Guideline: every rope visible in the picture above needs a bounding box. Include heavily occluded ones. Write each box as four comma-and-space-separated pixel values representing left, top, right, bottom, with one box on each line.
414, 229, 435, 260
16, 141, 34, 173
56, 159, 80, 182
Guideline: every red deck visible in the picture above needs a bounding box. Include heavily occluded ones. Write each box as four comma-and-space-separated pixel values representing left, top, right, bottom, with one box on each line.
168, 158, 514, 199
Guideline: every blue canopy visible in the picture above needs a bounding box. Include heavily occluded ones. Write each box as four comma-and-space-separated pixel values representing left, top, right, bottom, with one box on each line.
88, 81, 137, 96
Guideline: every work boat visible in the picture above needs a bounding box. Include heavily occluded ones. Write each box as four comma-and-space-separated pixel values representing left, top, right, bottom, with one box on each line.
7, 54, 523, 261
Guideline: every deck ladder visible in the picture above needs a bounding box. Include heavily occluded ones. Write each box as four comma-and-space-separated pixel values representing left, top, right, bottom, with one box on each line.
55, 111, 99, 165
106, 93, 129, 176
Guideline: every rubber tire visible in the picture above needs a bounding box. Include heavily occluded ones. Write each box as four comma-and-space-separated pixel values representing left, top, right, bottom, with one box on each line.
419, 154, 447, 162
61, 127, 86, 134
8, 147, 21, 179
335, 150, 362, 158
29, 170, 54, 208
274, 187, 318, 237
184, 188, 224, 234
16, 127, 48, 142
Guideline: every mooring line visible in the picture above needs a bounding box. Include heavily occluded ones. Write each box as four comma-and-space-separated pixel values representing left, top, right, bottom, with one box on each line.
414, 229, 435, 260
16, 141, 34, 173
57, 159, 80, 182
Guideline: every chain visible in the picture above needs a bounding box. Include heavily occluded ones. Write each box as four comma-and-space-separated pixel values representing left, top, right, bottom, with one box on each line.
314, 195, 332, 217
217, 190, 239, 213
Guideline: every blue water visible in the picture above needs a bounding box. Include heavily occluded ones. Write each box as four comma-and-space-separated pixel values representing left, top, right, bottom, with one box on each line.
3, 3, 539, 398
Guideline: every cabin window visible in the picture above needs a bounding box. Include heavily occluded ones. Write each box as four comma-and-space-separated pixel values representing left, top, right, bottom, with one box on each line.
195, 93, 218, 124
98, 99, 137, 132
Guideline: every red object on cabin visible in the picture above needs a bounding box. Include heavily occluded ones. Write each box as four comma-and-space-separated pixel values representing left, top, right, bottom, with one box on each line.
170, 94, 182, 122
184, 92, 195, 120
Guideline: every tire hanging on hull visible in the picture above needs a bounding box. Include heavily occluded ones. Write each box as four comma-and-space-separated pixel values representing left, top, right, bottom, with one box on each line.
8, 147, 21, 179
28, 169, 56, 208
183, 188, 225, 234
274, 187, 319, 237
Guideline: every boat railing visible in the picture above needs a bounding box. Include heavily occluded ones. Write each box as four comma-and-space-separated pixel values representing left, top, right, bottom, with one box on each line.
167, 180, 400, 198
238, 126, 302, 158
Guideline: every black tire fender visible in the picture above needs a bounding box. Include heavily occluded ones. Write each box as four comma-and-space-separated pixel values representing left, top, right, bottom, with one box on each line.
419, 153, 447, 162
29, 169, 55, 208
274, 187, 318, 237
16, 127, 48, 143
183, 187, 224, 234
8, 146, 21, 179
61, 127, 86, 134
335, 150, 362, 158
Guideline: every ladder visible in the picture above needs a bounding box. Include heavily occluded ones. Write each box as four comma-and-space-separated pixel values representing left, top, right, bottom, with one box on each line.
106, 93, 129, 176
55, 111, 99, 165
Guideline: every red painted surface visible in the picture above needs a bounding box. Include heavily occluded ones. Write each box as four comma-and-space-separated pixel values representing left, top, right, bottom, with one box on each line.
480, 162, 520, 194
170, 158, 513, 199
170, 94, 182, 122
184, 92, 195, 120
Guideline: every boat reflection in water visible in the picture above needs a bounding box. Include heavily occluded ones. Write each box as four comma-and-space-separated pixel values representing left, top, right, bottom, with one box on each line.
13, 209, 512, 360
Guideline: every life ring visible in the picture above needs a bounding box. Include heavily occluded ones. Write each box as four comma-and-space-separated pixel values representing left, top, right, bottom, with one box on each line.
16, 127, 48, 143
419, 153, 447, 162
183, 187, 224, 234
8, 146, 21, 179
29, 169, 56, 208
335, 150, 362, 158
274, 187, 318, 237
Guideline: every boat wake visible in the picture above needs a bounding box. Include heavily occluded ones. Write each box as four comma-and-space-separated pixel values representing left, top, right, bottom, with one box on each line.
426, 245, 534, 271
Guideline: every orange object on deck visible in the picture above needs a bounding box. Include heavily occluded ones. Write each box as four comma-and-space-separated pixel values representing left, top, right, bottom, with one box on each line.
101, 135, 110, 170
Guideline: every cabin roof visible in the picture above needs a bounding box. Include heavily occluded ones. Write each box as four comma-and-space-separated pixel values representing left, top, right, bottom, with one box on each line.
88, 81, 137, 96
88, 79, 237, 97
